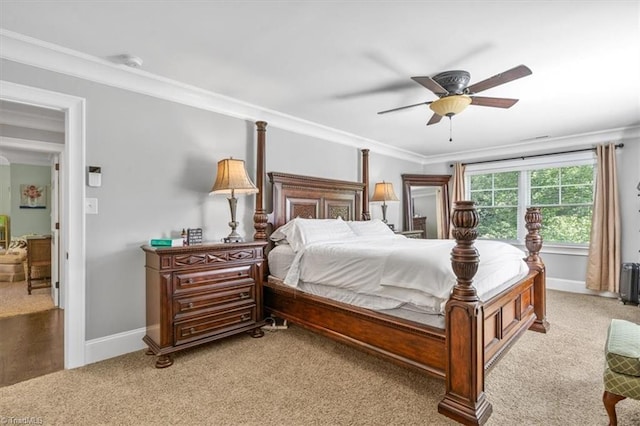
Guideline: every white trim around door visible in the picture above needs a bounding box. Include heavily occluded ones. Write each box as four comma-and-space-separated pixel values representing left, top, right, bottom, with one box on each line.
0, 80, 86, 369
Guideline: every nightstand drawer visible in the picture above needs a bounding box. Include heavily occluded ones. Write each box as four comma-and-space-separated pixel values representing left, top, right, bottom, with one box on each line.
173, 280, 255, 320
174, 305, 256, 345
173, 265, 252, 295
169, 248, 258, 269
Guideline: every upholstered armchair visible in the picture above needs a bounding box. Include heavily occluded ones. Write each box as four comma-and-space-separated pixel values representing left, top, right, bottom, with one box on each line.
603, 319, 640, 426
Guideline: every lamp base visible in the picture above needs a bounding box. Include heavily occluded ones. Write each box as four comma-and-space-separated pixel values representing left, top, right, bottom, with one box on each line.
224, 196, 245, 243
224, 235, 244, 243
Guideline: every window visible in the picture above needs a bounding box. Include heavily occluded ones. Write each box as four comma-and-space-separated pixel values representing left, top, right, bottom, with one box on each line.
529, 166, 594, 244
470, 171, 519, 240
466, 153, 595, 246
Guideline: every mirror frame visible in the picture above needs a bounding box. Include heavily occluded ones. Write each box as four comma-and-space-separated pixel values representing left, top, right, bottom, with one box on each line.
401, 174, 451, 238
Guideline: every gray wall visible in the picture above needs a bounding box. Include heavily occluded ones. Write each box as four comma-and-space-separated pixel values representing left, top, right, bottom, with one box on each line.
618, 139, 640, 265
0, 163, 9, 215
0, 59, 419, 340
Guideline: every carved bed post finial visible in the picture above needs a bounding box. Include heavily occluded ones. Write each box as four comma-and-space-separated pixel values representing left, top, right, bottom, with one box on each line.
524, 207, 543, 268
438, 200, 492, 425
253, 121, 268, 241
361, 149, 371, 220
450, 200, 480, 301
524, 207, 550, 333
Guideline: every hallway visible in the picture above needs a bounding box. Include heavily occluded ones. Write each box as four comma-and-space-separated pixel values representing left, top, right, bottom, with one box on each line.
0, 308, 64, 387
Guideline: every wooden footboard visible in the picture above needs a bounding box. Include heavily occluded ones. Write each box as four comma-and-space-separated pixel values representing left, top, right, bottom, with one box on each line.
482, 272, 537, 371
264, 279, 447, 378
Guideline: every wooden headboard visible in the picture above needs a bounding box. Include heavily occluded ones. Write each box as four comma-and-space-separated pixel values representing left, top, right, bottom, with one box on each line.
268, 172, 365, 229
252, 121, 371, 239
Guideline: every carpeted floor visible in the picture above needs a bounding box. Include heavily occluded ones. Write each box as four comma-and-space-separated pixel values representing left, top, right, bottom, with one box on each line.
0, 290, 638, 425
0, 280, 54, 318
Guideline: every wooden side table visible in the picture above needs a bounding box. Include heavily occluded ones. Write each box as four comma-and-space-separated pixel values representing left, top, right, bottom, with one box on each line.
142, 241, 267, 368
396, 230, 424, 239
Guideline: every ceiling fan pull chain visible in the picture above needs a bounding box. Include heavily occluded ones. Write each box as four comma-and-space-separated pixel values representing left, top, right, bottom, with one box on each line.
449, 117, 453, 142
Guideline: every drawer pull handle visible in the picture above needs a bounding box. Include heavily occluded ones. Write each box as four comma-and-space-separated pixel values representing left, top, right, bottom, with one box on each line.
239, 292, 249, 299
188, 302, 194, 309
189, 327, 196, 335
188, 278, 194, 284
241, 314, 250, 321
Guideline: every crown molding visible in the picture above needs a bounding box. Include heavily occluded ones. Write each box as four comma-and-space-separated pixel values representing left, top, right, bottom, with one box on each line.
0, 29, 424, 164
0, 107, 64, 132
422, 125, 640, 166
0, 136, 62, 166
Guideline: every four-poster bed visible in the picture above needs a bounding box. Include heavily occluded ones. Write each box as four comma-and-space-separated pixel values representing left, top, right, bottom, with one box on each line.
251, 121, 549, 425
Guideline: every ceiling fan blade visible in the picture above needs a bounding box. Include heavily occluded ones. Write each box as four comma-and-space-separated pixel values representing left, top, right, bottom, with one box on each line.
411, 76, 448, 96
377, 101, 433, 115
335, 81, 417, 99
426, 113, 443, 125
470, 96, 519, 108
466, 64, 532, 94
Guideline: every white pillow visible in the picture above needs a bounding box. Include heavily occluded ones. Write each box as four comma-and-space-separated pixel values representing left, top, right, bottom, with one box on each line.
270, 220, 296, 243
270, 217, 357, 252
347, 219, 396, 237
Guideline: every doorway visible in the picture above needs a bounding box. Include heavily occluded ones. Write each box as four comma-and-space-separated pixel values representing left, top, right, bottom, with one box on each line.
0, 80, 87, 369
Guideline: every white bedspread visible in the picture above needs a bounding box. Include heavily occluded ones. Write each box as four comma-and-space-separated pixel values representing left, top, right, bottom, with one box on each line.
281, 235, 529, 312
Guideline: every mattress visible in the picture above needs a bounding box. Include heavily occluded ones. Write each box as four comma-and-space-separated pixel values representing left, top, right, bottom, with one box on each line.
267, 237, 529, 316
267, 275, 447, 329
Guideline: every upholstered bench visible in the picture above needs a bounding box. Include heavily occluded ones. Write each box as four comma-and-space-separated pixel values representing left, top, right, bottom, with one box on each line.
603, 319, 640, 426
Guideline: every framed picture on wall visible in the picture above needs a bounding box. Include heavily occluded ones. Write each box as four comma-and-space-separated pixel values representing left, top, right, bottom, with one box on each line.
19, 184, 47, 209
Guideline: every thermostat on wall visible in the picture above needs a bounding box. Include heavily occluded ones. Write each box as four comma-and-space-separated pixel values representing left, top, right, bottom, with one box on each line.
87, 166, 102, 187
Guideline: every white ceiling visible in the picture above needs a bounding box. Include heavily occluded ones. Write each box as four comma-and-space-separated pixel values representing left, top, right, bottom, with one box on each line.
1, 1, 639, 159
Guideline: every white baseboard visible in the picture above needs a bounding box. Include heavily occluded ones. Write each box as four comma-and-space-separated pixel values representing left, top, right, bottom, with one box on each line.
547, 277, 618, 299
84, 327, 147, 365
81, 278, 618, 365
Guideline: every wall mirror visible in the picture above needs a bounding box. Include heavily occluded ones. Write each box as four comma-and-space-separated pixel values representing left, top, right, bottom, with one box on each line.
401, 174, 451, 239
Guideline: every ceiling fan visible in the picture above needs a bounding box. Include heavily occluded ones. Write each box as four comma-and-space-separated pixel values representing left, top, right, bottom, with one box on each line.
377, 64, 532, 129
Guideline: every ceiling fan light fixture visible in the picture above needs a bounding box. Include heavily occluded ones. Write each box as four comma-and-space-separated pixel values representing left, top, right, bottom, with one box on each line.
429, 95, 472, 117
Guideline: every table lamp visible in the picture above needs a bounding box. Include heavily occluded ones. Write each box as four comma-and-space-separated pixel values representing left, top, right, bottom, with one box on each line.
370, 181, 399, 224
210, 158, 258, 242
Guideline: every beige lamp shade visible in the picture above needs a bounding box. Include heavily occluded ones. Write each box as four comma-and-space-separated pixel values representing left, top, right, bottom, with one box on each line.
210, 158, 258, 195
429, 95, 472, 117
371, 181, 399, 202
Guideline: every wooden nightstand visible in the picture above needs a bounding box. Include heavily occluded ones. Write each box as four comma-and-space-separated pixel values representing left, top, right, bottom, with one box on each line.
141, 241, 267, 368
395, 230, 424, 239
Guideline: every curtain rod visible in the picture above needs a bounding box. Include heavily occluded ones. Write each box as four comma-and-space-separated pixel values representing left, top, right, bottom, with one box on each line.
449, 143, 624, 168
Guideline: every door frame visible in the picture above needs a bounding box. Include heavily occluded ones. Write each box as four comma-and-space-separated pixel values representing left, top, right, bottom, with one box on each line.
0, 80, 86, 369
50, 153, 60, 306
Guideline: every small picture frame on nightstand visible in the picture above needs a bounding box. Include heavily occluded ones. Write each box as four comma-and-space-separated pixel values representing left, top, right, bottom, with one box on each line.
186, 228, 203, 245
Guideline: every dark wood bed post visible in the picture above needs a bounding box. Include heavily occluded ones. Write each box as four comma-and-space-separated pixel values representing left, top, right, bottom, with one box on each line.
361, 148, 371, 220
524, 207, 550, 333
253, 121, 268, 241
438, 201, 492, 426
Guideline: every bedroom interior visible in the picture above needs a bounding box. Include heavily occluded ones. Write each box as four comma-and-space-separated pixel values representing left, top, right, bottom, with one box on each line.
0, 1, 639, 425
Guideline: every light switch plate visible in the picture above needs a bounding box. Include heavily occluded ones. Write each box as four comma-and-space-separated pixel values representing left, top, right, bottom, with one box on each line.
85, 198, 98, 214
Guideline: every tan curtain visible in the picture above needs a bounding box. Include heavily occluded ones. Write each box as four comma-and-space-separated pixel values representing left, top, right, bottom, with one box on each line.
586, 143, 620, 292
449, 162, 466, 238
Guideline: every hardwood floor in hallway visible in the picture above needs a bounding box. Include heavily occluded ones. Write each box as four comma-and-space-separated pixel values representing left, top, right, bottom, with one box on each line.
0, 309, 64, 387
